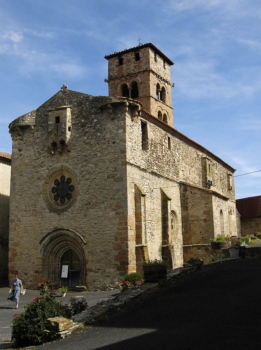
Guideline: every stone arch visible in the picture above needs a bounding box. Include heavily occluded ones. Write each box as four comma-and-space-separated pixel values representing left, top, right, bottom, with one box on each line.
117, 81, 129, 96
40, 229, 87, 287
158, 110, 162, 120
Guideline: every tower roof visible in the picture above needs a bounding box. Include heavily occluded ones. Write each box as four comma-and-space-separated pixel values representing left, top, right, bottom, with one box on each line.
105, 43, 174, 65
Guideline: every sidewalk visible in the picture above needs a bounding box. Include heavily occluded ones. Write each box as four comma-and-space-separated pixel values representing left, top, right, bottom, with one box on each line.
0, 286, 120, 349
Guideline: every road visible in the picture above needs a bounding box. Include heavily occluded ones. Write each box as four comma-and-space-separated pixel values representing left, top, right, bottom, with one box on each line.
0, 286, 119, 349
35, 258, 261, 350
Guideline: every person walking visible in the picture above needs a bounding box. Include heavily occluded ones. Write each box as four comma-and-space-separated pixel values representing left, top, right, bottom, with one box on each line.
8, 275, 23, 309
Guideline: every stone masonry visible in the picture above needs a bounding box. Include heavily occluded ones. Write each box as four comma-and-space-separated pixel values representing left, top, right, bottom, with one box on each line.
8, 43, 238, 289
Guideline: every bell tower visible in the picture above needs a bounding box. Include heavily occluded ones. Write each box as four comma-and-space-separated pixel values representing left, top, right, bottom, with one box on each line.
105, 43, 174, 127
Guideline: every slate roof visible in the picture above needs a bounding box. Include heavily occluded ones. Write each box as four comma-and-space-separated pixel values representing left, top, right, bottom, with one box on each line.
236, 195, 261, 219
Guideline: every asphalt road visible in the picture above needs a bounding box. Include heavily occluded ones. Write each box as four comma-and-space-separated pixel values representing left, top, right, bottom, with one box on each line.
39, 258, 261, 350
0, 286, 119, 349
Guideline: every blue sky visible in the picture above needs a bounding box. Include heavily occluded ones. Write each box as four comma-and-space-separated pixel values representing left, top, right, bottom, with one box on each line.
1, 0, 261, 199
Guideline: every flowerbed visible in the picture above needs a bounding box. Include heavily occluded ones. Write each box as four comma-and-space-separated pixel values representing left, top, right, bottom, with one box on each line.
11, 279, 88, 347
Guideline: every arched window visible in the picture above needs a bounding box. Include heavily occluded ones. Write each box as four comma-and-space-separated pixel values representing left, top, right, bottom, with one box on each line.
122, 84, 129, 98
161, 87, 166, 103
131, 82, 139, 99
220, 210, 224, 235
158, 111, 162, 120
156, 83, 160, 100
163, 114, 168, 124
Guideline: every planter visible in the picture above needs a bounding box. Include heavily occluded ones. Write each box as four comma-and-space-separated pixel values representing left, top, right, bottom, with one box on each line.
62, 293, 67, 297
21, 289, 26, 295
229, 248, 239, 258
143, 265, 167, 282
221, 248, 239, 258
211, 241, 231, 250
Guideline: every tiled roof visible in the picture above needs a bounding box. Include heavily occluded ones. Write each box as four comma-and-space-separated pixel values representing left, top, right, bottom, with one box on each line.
104, 43, 174, 65
0, 152, 11, 162
236, 196, 261, 219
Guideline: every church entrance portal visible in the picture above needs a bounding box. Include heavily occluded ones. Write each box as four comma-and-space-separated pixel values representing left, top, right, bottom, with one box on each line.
41, 229, 86, 288
61, 249, 81, 288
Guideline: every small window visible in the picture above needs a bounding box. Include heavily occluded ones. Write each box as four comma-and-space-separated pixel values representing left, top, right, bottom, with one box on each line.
156, 83, 160, 100
131, 82, 139, 99
161, 87, 166, 103
134, 51, 140, 61
154, 52, 157, 62
163, 60, 166, 69
122, 84, 129, 98
118, 56, 123, 66
163, 114, 168, 124
55, 116, 60, 124
68, 126, 71, 132
141, 121, 148, 150
168, 137, 171, 150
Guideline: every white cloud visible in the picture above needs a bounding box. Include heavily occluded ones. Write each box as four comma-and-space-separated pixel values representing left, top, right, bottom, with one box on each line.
50, 63, 85, 79
165, 0, 257, 17
174, 60, 261, 100
238, 38, 261, 51
3, 31, 23, 43
239, 119, 261, 130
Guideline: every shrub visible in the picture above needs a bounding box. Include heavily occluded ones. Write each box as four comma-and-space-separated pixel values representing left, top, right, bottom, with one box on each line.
12, 295, 70, 347
124, 272, 143, 285
58, 285, 68, 293
210, 253, 224, 261
68, 296, 88, 315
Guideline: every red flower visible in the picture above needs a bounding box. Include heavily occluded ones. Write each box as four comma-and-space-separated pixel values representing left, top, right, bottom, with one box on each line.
14, 313, 18, 316
42, 278, 46, 281
38, 284, 41, 287
141, 279, 144, 282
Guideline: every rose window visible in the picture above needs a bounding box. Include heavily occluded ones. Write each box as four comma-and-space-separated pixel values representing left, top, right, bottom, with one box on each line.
52, 175, 74, 204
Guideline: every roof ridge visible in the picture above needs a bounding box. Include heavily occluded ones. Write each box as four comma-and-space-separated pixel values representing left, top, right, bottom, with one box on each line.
105, 43, 174, 65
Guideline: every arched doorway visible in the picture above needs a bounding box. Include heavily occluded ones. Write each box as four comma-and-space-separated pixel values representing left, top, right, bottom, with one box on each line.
61, 249, 81, 288
41, 229, 86, 288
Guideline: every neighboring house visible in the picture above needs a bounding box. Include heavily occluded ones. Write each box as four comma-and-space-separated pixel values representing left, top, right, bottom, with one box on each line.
0, 152, 11, 281
236, 196, 261, 236
8, 43, 237, 290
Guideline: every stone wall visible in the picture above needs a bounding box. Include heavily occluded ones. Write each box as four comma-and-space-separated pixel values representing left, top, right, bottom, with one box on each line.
8, 87, 238, 286
125, 110, 237, 263
106, 46, 173, 126
0, 157, 11, 281
8, 91, 136, 289
241, 217, 261, 236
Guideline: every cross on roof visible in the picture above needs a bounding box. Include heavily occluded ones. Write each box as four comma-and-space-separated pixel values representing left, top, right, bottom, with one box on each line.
61, 83, 68, 91
138, 37, 142, 46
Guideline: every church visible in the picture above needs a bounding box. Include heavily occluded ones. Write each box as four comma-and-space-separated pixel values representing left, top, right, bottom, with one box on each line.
8, 43, 237, 289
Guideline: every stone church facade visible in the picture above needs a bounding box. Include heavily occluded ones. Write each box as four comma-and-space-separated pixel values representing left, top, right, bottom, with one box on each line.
8, 43, 237, 289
